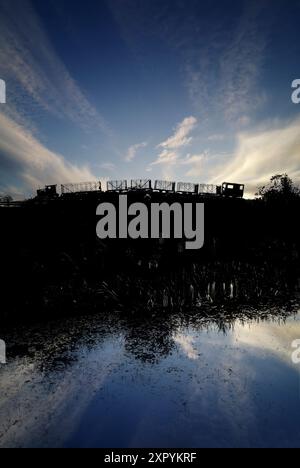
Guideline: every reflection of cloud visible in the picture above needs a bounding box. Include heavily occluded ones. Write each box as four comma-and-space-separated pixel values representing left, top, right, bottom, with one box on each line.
209, 117, 300, 197
0, 113, 96, 195
173, 333, 199, 360
0, 341, 123, 447
233, 318, 300, 369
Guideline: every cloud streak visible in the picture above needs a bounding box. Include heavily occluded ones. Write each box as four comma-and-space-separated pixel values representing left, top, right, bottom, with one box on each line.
157, 116, 197, 150
0, 113, 97, 197
150, 116, 205, 180
109, 1, 268, 124
209, 117, 300, 197
0, 0, 110, 135
219, 3, 267, 121
152, 116, 197, 165
184, 2, 267, 123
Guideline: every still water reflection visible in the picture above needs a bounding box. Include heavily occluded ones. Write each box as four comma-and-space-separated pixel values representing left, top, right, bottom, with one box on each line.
1, 303, 300, 448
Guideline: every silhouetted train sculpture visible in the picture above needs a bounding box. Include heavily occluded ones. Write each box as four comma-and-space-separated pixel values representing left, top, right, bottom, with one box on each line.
36, 179, 245, 199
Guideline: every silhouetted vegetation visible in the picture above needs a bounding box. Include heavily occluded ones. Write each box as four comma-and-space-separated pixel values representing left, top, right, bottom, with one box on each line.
1, 174, 300, 325
0, 194, 13, 204
257, 174, 300, 202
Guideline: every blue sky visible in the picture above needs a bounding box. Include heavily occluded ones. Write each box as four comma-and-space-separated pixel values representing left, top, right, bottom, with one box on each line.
0, 0, 300, 198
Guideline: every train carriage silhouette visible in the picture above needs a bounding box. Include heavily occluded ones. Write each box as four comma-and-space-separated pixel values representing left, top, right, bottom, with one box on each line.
36, 179, 245, 199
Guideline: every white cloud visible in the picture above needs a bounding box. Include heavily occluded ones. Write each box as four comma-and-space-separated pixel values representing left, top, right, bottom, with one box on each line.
152, 116, 197, 167
209, 117, 300, 197
0, 113, 97, 196
157, 116, 197, 150
125, 141, 147, 162
152, 149, 179, 166
150, 117, 203, 180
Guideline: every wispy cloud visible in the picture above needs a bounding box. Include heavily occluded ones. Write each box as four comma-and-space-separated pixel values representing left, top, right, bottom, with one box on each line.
184, 3, 267, 123
125, 141, 148, 162
209, 117, 300, 197
0, 113, 97, 197
0, 0, 110, 135
148, 115, 206, 180
152, 149, 179, 166
109, 1, 268, 125
157, 116, 197, 150
150, 116, 204, 180
218, 3, 267, 121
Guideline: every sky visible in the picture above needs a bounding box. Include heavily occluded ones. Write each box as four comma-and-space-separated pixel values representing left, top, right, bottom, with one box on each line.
0, 0, 300, 198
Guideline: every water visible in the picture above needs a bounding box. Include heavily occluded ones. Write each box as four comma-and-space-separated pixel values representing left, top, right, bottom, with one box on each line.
1, 305, 300, 448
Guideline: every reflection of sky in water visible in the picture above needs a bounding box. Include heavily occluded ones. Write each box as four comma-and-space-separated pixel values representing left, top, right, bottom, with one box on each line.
0, 310, 300, 448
